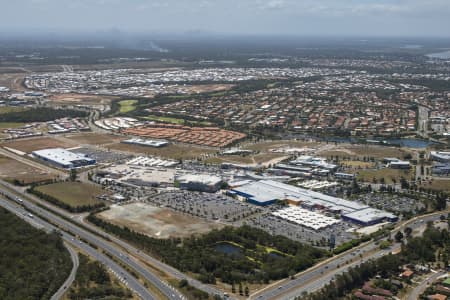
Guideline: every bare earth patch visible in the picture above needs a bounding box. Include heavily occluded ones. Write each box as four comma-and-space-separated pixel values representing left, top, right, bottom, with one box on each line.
98, 202, 224, 239
1, 137, 76, 153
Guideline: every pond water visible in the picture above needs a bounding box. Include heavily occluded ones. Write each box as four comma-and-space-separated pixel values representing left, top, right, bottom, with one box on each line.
214, 242, 242, 255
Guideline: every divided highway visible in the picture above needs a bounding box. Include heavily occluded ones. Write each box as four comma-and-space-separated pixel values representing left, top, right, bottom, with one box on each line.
0, 198, 158, 300
0, 179, 227, 299
251, 211, 448, 300
0, 187, 185, 300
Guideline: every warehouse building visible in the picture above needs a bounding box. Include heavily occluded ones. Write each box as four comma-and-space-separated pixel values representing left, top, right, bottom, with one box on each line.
342, 208, 398, 226
430, 151, 450, 163
122, 138, 169, 148
232, 180, 398, 226
176, 174, 223, 192
32, 148, 96, 169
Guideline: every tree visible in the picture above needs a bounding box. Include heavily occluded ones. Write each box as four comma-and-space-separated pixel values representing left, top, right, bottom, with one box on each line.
395, 231, 404, 243
239, 283, 243, 296
70, 168, 77, 182
404, 227, 413, 238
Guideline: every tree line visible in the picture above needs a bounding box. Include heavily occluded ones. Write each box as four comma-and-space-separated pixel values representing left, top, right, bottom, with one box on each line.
0, 207, 72, 300
0, 107, 88, 123
300, 217, 450, 300
88, 214, 328, 285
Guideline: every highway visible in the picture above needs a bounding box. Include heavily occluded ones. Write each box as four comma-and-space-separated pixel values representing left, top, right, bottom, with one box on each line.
0, 198, 158, 300
0, 177, 447, 300
0, 179, 227, 299
0, 187, 186, 300
51, 243, 79, 300
251, 211, 448, 300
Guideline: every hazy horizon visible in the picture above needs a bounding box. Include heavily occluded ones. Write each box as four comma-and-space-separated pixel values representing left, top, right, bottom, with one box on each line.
2, 0, 450, 38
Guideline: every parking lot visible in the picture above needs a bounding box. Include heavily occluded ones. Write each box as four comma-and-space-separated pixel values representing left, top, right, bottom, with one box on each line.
70, 146, 131, 163
148, 190, 262, 223
360, 193, 425, 214
246, 209, 356, 247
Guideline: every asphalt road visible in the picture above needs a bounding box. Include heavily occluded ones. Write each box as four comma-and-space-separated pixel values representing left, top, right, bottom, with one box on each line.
0, 198, 158, 300
251, 211, 448, 300
0, 180, 226, 299
51, 243, 79, 300
407, 270, 446, 300
0, 188, 185, 300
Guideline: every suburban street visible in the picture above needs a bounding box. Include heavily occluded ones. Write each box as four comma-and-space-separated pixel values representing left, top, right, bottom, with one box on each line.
407, 270, 447, 300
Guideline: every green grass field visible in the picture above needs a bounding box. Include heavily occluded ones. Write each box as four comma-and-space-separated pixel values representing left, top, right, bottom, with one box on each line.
118, 100, 138, 113
0, 122, 26, 129
0, 106, 26, 114
357, 168, 412, 184
143, 114, 212, 126
35, 182, 104, 208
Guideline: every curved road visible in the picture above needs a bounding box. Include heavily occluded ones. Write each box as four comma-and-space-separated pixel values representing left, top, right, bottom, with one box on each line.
251, 210, 449, 300
0, 188, 184, 300
0, 198, 157, 300
51, 243, 79, 300
0, 180, 226, 299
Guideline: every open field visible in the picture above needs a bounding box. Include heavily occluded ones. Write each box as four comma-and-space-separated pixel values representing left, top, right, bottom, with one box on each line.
143, 115, 213, 126
0, 155, 58, 184
205, 153, 288, 166
65, 133, 123, 145
420, 179, 450, 192
242, 140, 319, 152
118, 100, 138, 113
0, 73, 27, 91
48, 93, 118, 106
0, 106, 27, 114
108, 142, 217, 160
1, 137, 76, 153
98, 202, 224, 239
0, 122, 26, 129
35, 182, 104, 207
320, 145, 412, 160
357, 168, 413, 184
341, 160, 376, 169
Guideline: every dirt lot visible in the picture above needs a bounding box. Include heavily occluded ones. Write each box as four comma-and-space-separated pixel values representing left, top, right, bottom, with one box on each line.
0, 72, 27, 91
65, 133, 123, 145
48, 93, 118, 106
205, 153, 288, 166
0, 155, 58, 184
1, 137, 76, 153
35, 182, 104, 207
420, 179, 450, 192
98, 202, 224, 239
108, 142, 217, 160
242, 140, 319, 152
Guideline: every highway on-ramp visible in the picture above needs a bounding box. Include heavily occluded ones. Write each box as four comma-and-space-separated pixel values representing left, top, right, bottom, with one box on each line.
0, 179, 227, 299
0, 188, 185, 300
0, 198, 158, 300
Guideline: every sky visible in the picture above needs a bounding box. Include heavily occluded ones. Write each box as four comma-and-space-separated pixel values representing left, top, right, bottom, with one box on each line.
2, 0, 450, 37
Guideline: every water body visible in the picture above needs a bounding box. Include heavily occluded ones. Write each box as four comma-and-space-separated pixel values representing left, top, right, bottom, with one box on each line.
214, 242, 243, 255
426, 50, 450, 59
